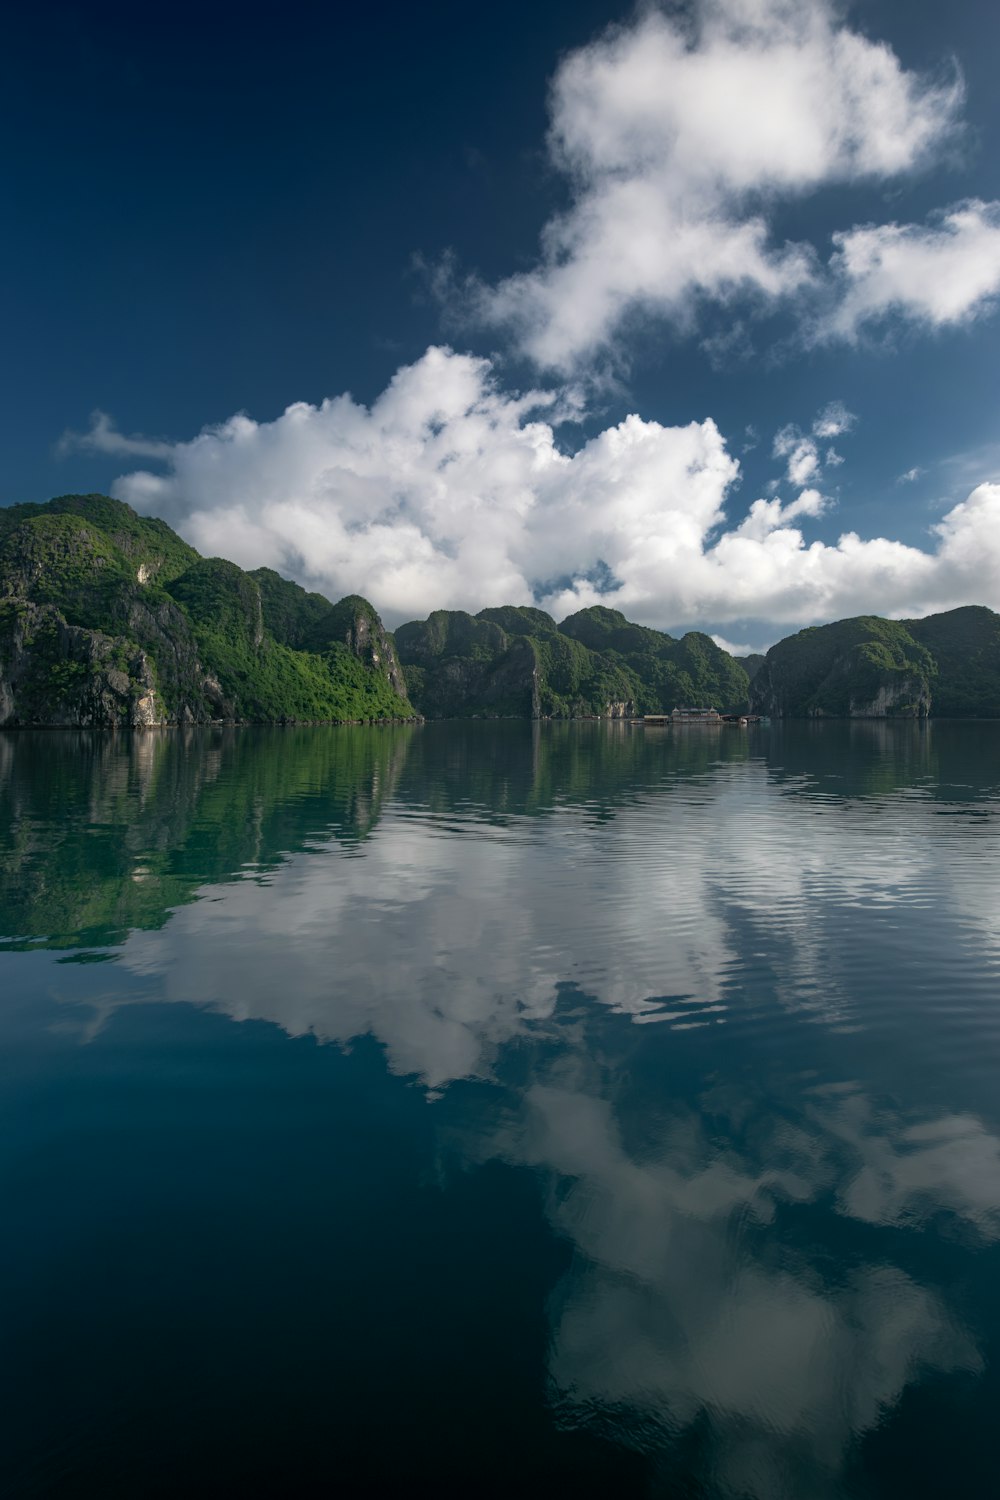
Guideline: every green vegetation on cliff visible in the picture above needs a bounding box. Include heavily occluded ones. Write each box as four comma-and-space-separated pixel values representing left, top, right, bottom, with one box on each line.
906, 607, 1000, 717
395, 606, 637, 718
750, 607, 1000, 718
396, 602, 750, 719
561, 606, 750, 714
4, 495, 999, 725
167, 559, 411, 723
0, 495, 414, 727
0, 492, 199, 587
750, 616, 934, 719
249, 566, 344, 650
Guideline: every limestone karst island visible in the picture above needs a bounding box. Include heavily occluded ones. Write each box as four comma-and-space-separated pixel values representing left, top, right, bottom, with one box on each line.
2, 494, 999, 729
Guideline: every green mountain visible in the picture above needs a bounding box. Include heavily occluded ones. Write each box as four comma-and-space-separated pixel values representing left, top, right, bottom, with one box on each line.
906, 606, 1000, 717
750, 607, 1000, 717
5, 495, 998, 725
559, 606, 750, 715
737, 653, 766, 681
395, 603, 750, 718
0, 495, 414, 727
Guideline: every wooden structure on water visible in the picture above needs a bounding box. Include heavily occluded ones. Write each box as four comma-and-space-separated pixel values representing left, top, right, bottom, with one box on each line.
643, 707, 721, 725
639, 708, 769, 726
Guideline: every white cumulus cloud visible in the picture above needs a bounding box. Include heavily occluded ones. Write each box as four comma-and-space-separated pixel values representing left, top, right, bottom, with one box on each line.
820, 199, 1000, 341
812, 400, 856, 439
469, 0, 963, 367
90, 345, 1000, 635
772, 401, 856, 488
773, 426, 822, 488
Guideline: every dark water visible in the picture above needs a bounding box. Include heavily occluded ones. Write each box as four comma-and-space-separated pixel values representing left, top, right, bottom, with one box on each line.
2, 721, 999, 1498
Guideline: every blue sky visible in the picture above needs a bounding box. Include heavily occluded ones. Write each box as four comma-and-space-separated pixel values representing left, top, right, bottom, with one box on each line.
3, 0, 1000, 645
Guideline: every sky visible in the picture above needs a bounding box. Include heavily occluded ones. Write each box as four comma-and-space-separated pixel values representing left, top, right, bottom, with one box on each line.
3, 0, 1000, 648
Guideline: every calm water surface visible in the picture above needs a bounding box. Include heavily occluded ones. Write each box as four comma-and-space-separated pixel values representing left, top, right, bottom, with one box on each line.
2, 722, 999, 1497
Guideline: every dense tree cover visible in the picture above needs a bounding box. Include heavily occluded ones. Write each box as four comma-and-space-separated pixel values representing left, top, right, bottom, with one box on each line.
250, 566, 345, 650
396, 603, 750, 718
750, 607, 1000, 717
3, 496, 999, 725
0, 496, 414, 725
907, 607, 1000, 717
750, 616, 934, 718
0, 492, 199, 584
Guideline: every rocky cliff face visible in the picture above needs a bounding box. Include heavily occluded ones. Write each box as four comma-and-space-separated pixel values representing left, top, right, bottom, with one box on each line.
121, 593, 219, 722
847, 677, 932, 718
0, 496, 415, 726
0, 603, 161, 728
396, 604, 745, 719
320, 595, 410, 701
751, 607, 1000, 720
395, 608, 642, 719
0, 550, 253, 728
750, 619, 935, 718
395, 618, 541, 718
751, 668, 933, 719
906, 606, 1000, 717
751, 660, 933, 719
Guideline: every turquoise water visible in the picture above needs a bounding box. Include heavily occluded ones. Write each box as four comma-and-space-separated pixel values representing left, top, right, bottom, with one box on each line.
2, 721, 999, 1497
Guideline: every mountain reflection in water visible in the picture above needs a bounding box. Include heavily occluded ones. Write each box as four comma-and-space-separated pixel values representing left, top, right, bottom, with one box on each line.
2, 721, 999, 1498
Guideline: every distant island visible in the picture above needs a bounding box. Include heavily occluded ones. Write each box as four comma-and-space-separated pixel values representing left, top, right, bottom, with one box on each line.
1, 494, 998, 726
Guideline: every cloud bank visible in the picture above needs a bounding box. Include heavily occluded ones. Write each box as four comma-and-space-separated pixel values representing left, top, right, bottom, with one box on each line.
59, 4, 1000, 636
464, 0, 1000, 365
81, 345, 1000, 634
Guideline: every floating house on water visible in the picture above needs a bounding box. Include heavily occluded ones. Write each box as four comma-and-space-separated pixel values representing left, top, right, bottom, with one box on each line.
643, 707, 721, 725
672, 707, 721, 723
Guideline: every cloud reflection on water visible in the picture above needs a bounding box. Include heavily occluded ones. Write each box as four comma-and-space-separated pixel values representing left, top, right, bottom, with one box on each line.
72, 724, 1000, 1496
517, 1091, 978, 1498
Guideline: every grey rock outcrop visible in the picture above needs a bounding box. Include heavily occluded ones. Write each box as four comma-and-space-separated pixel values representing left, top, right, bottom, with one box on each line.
0, 603, 162, 728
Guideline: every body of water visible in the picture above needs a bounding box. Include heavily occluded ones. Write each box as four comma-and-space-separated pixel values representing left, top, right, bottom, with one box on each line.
2, 721, 999, 1497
